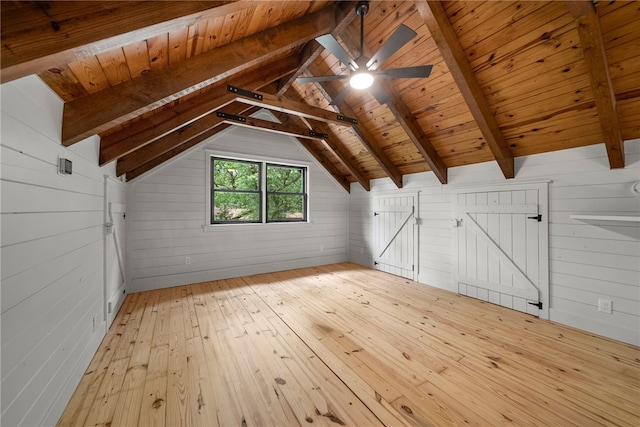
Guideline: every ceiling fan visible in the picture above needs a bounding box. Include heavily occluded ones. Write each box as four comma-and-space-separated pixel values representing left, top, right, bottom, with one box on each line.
297, 1, 433, 106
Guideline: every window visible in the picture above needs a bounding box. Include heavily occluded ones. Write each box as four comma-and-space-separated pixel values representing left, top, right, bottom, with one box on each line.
267, 164, 306, 222
210, 156, 307, 224
211, 158, 261, 223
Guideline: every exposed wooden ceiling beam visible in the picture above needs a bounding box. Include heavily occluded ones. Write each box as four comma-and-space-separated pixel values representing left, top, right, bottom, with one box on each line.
61, 5, 338, 145
231, 89, 357, 128
117, 102, 253, 176
116, 78, 354, 181
116, 104, 330, 176
218, 114, 327, 142
280, 91, 370, 190
416, 0, 515, 179
1, 1, 252, 83
306, 119, 371, 191
377, 80, 448, 184
278, 40, 324, 97
302, 62, 404, 188
116, 102, 233, 176
107, 92, 235, 170
293, 140, 352, 193
277, 1, 358, 96
126, 107, 351, 193
272, 112, 362, 192
125, 123, 232, 182
349, 122, 403, 188
99, 55, 300, 165
565, 1, 625, 168
115, 84, 360, 176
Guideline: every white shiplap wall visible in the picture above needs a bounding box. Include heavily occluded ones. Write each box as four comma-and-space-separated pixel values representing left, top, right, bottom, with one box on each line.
349, 140, 640, 345
1, 76, 121, 425
349, 172, 454, 290
127, 120, 348, 292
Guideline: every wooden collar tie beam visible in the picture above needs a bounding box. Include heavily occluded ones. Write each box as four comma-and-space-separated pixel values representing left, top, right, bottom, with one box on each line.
227, 85, 358, 127
215, 111, 329, 141
113, 84, 359, 178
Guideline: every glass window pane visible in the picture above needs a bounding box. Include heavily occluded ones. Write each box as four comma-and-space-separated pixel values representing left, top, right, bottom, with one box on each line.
267, 165, 303, 193
213, 192, 260, 222
210, 157, 307, 225
213, 159, 259, 191
267, 194, 305, 221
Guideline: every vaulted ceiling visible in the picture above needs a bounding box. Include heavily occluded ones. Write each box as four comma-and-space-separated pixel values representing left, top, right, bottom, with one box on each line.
2, 1, 639, 191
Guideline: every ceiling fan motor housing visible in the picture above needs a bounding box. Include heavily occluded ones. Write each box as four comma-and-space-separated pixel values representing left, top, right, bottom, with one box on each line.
355, 1, 369, 16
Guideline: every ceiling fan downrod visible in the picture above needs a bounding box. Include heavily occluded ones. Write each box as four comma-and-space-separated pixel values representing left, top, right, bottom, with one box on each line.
355, 1, 369, 63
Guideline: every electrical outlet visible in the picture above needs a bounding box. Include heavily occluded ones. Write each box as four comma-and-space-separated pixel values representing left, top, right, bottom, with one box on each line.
185, 256, 191, 265
598, 298, 612, 314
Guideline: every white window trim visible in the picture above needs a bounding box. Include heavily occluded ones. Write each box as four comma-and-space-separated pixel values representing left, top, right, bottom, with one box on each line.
204, 149, 311, 230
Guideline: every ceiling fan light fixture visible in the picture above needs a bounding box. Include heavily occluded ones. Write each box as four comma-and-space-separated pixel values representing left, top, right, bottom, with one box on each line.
350, 72, 374, 90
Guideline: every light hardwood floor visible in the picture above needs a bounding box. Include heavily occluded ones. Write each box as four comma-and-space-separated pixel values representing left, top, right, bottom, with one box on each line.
58, 263, 640, 426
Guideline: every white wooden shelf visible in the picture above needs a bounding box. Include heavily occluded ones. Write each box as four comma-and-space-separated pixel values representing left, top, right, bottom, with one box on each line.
570, 215, 640, 223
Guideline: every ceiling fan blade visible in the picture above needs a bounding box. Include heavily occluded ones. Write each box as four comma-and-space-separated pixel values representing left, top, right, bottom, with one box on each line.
316, 34, 357, 70
329, 85, 353, 106
297, 75, 349, 83
376, 65, 433, 80
370, 82, 390, 105
366, 24, 417, 71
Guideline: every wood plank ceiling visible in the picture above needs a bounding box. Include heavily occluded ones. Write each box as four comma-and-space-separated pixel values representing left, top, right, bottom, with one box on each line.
2, 1, 639, 192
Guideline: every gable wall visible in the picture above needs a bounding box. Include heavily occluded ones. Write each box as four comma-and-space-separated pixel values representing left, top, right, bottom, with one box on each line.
1, 76, 119, 425
349, 140, 640, 346
126, 124, 349, 292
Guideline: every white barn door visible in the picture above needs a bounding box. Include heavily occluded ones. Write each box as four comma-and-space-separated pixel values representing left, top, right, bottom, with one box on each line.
454, 183, 549, 319
104, 176, 127, 329
373, 193, 418, 280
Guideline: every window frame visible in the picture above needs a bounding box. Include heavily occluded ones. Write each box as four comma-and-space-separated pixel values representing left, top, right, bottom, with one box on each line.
265, 163, 308, 223
205, 150, 310, 227
210, 157, 262, 224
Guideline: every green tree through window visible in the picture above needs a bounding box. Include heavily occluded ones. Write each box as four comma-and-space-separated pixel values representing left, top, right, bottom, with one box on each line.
212, 158, 261, 223
211, 157, 307, 224
267, 164, 306, 221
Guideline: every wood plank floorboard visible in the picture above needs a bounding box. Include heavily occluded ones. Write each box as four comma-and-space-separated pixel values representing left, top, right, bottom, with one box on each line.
58, 262, 640, 426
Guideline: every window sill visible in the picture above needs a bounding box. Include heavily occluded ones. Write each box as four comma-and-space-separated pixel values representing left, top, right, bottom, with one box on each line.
202, 221, 313, 232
